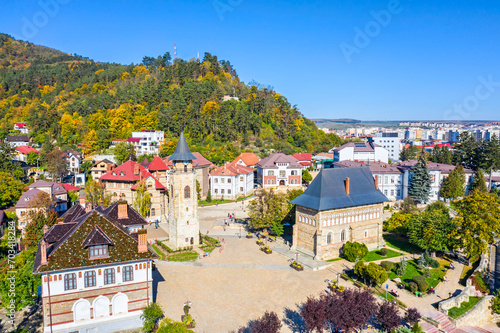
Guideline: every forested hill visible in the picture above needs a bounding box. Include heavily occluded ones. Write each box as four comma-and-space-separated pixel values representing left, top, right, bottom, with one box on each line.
0, 33, 342, 164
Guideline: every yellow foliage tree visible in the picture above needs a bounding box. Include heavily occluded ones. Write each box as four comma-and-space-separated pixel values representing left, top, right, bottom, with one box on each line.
83, 129, 99, 155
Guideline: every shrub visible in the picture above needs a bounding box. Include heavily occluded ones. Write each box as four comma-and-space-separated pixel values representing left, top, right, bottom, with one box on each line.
471, 272, 489, 294
343, 241, 368, 262
365, 262, 388, 286
380, 261, 395, 271
417, 281, 429, 292
428, 258, 440, 268
141, 303, 163, 333
412, 276, 426, 284
404, 307, 422, 325
380, 248, 389, 256
409, 282, 418, 293
423, 268, 431, 278
354, 260, 366, 277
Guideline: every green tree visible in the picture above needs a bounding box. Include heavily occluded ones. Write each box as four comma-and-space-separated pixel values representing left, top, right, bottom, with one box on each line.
343, 241, 368, 262
141, 302, 164, 332
302, 169, 313, 183
114, 142, 136, 164
470, 168, 488, 193
0, 172, 25, 208
84, 180, 112, 207
133, 182, 152, 217
47, 149, 68, 181
206, 189, 212, 203
452, 191, 500, 261
440, 164, 465, 199
23, 209, 58, 249
195, 180, 202, 200
27, 151, 38, 165
400, 145, 419, 161
408, 153, 431, 203
383, 212, 413, 234
407, 207, 456, 252
248, 189, 288, 230
453, 131, 478, 170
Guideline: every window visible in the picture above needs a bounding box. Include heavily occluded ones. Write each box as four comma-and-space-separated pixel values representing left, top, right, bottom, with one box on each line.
221, 189, 225, 194
122, 265, 133, 282
184, 186, 190, 199
268, 170, 274, 176
84, 271, 96, 288
279, 170, 285, 177
89, 245, 109, 259
151, 208, 155, 216
214, 178, 218, 183
341, 230, 346, 242
64, 273, 77, 290
228, 189, 231, 194
215, 189, 218, 194
390, 189, 394, 196
364, 230, 368, 238
104, 268, 115, 285
384, 190, 388, 195
240, 187, 243, 192
327, 232, 332, 244
291, 170, 296, 176
228, 178, 231, 183
221, 178, 225, 183
240, 176, 244, 182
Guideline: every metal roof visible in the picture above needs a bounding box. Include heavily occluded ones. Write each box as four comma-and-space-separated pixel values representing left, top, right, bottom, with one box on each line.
291, 167, 388, 211
168, 132, 196, 162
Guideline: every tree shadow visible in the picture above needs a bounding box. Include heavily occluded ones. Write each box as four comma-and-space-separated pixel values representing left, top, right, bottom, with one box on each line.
282, 305, 307, 333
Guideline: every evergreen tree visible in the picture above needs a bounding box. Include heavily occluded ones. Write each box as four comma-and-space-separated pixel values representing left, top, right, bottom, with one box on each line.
470, 168, 488, 193
453, 132, 478, 170
408, 152, 431, 203
440, 164, 465, 199
206, 189, 212, 203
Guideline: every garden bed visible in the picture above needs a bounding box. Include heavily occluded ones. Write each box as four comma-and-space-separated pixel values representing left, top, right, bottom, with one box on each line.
448, 297, 482, 318
362, 249, 401, 262
167, 252, 199, 262
387, 258, 448, 290
260, 246, 272, 254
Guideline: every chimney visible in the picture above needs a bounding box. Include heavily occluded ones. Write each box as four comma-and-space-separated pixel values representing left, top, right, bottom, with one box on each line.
138, 228, 147, 253
134, 163, 140, 176
345, 177, 350, 195
118, 203, 128, 219
79, 196, 85, 208
85, 203, 92, 213
40, 239, 48, 265
43, 224, 49, 234
374, 175, 379, 190
106, 163, 113, 172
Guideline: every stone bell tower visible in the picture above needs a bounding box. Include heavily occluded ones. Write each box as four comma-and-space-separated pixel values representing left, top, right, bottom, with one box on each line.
166, 132, 199, 249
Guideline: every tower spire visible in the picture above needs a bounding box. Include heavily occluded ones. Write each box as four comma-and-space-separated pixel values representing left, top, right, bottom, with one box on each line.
169, 132, 195, 162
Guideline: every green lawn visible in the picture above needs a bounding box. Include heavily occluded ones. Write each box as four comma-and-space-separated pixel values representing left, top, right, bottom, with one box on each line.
167, 251, 199, 262
448, 297, 482, 318
388, 259, 447, 289
362, 249, 401, 262
199, 245, 216, 253
151, 244, 166, 260
326, 258, 344, 262
199, 194, 253, 206
383, 234, 423, 254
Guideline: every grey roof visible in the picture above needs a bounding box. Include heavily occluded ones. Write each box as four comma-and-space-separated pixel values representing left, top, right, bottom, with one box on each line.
168, 132, 196, 162
15, 188, 44, 208
333, 142, 381, 152
255, 152, 302, 169
291, 167, 388, 211
6, 135, 29, 142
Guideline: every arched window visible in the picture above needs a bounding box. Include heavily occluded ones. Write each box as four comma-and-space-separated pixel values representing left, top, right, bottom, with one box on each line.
112, 293, 129, 315
151, 208, 155, 216
73, 299, 91, 322
341, 229, 346, 242
184, 186, 191, 199
327, 232, 333, 244
93, 296, 111, 318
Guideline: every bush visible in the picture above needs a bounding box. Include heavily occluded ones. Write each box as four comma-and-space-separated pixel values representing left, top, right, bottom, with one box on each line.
428, 258, 440, 268
343, 241, 368, 262
409, 282, 418, 293
404, 307, 421, 325
412, 276, 426, 284
471, 272, 489, 294
141, 303, 163, 332
380, 261, 395, 271
417, 280, 429, 292
380, 248, 389, 256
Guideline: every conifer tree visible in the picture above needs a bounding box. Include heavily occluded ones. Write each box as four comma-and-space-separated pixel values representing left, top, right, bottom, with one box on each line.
470, 168, 488, 193
440, 164, 465, 199
408, 152, 431, 203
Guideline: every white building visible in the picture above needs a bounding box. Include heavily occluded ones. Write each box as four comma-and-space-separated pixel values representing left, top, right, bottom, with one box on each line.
331, 142, 389, 164
14, 122, 29, 134
372, 133, 403, 161
209, 162, 254, 200
5, 135, 29, 147
130, 130, 164, 155
62, 150, 82, 173
255, 152, 302, 187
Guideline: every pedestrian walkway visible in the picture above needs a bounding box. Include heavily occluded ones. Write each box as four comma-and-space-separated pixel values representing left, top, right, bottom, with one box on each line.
272, 243, 331, 271
155, 259, 294, 270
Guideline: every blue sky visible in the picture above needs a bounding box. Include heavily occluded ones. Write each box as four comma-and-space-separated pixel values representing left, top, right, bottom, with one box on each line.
1, 0, 499, 121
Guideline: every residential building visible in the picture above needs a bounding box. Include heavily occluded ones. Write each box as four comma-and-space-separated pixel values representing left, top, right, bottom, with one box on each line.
33, 202, 155, 333
291, 167, 387, 260
62, 150, 82, 173
165, 132, 200, 249
164, 152, 213, 198
209, 162, 254, 200
5, 135, 29, 147
0, 210, 8, 237
232, 152, 260, 168
372, 133, 402, 161
331, 142, 389, 164
13, 122, 29, 134
15, 145, 39, 163
292, 153, 312, 169
255, 152, 302, 187
131, 130, 164, 155
90, 159, 117, 180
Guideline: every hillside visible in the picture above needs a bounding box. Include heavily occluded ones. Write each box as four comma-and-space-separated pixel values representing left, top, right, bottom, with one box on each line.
0, 34, 342, 164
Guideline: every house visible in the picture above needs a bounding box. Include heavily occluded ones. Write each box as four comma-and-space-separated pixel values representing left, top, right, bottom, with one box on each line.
164, 152, 214, 198
5, 135, 29, 147
33, 202, 155, 333
130, 130, 164, 155
15, 145, 39, 163
13, 122, 29, 134
292, 153, 312, 169
62, 150, 82, 173
330, 142, 389, 164
15, 189, 46, 231
100, 161, 168, 221
255, 152, 302, 187
0, 210, 8, 237
372, 133, 403, 161
209, 162, 254, 200
232, 152, 260, 168
147, 156, 169, 186
291, 167, 388, 260
312, 153, 334, 169
90, 159, 117, 180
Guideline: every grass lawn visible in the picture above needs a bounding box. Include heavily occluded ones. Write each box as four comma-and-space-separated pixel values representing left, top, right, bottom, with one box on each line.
383, 234, 423, 254
448, 297, 482, 318
199, 245, 216, 253
326, 258, 344, 262
388, 258, 448, 289
151, 244, 166, 260
363, 249, 401, 262
199, 194, 253, 206
167, 251, 199, 262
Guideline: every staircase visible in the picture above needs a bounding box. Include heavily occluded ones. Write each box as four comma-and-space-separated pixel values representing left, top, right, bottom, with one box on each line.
424, 311, 494, 333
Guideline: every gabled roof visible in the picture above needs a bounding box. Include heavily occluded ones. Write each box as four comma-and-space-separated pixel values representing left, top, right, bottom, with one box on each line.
100, 160, 146, 182
148, 156, 169, 171
232, 152, 260, 166
29, 180, 67, 195
6, 135, 29, 142
82, 225, 114, 247
15, 188, 42, 208
99, 201, 149, 227
14, 122, 26, 128
292, 153, 312, 162
164, 152, 213, 168
396, 160, 474, 174
169, 132, 196, 162
131, 175, 166, 191
16, 145, 39, 155
334, 160, 402, 174
57, 183, 81, 192
127, 137, 141, 143
60, 204, 86, 223
62, 150, 81, 159
210, 162, 254, 176
291, 167, 388, 211
255, 152, 302, 169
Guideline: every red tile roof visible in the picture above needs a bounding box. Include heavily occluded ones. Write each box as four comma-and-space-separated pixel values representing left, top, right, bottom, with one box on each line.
16, 146, 39, 155
15, 122, 26, 128
292, 153, 312, 162
57, 183, 81, 192
147, 156, 169, 171
127, 137, 141, 143
210, 162, 254, 176
101, 160, 166, 189
232, 152, 260, 166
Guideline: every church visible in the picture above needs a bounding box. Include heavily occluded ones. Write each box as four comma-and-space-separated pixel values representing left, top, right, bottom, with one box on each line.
291, 167, 388, 260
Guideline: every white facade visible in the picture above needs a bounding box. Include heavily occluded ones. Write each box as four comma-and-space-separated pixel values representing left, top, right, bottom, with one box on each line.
131, 130, 164, 155
376, 173, 403, 201
332, 143, 389, 164
210, 171, 254, 200
372, 137, 402, 161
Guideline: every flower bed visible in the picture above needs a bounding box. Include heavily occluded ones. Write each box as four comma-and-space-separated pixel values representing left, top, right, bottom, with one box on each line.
256, 240, 264, 245
290, 261, 304, 271
246, 233, 253, 239
260, 246, 272, 254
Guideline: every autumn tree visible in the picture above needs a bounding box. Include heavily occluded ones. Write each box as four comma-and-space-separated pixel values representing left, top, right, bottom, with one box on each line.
376, 302, 402, 332
404, 308, 421, 325
133, 182, 152, 217
114, 142, 136, 164
250, 311, 282, 333
452, 191, 500, 261
440, 164, 465, 199
84, 180, 112, 207
47, 148, 68, 181
24, 209, 58, 249
301, 296, 327, 333
0, 171, 25, 208
83, 129, 99, 155
248, 189, 295, 236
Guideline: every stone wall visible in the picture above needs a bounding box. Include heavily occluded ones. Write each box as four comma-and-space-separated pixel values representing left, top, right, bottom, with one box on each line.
438, 286, 477, 314
451, 295, 494, 327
